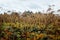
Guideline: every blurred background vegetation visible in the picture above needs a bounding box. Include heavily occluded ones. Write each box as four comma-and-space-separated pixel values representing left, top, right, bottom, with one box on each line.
0, 7, 60, 40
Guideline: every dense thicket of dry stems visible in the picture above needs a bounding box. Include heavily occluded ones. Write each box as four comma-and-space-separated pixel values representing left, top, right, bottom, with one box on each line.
0, 11, 60, 40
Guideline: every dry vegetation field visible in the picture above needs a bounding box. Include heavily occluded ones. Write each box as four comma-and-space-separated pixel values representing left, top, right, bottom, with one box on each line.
0, 11, 60, 40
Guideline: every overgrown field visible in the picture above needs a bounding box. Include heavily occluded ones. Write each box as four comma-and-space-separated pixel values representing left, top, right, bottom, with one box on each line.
0, 11, 60, 40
